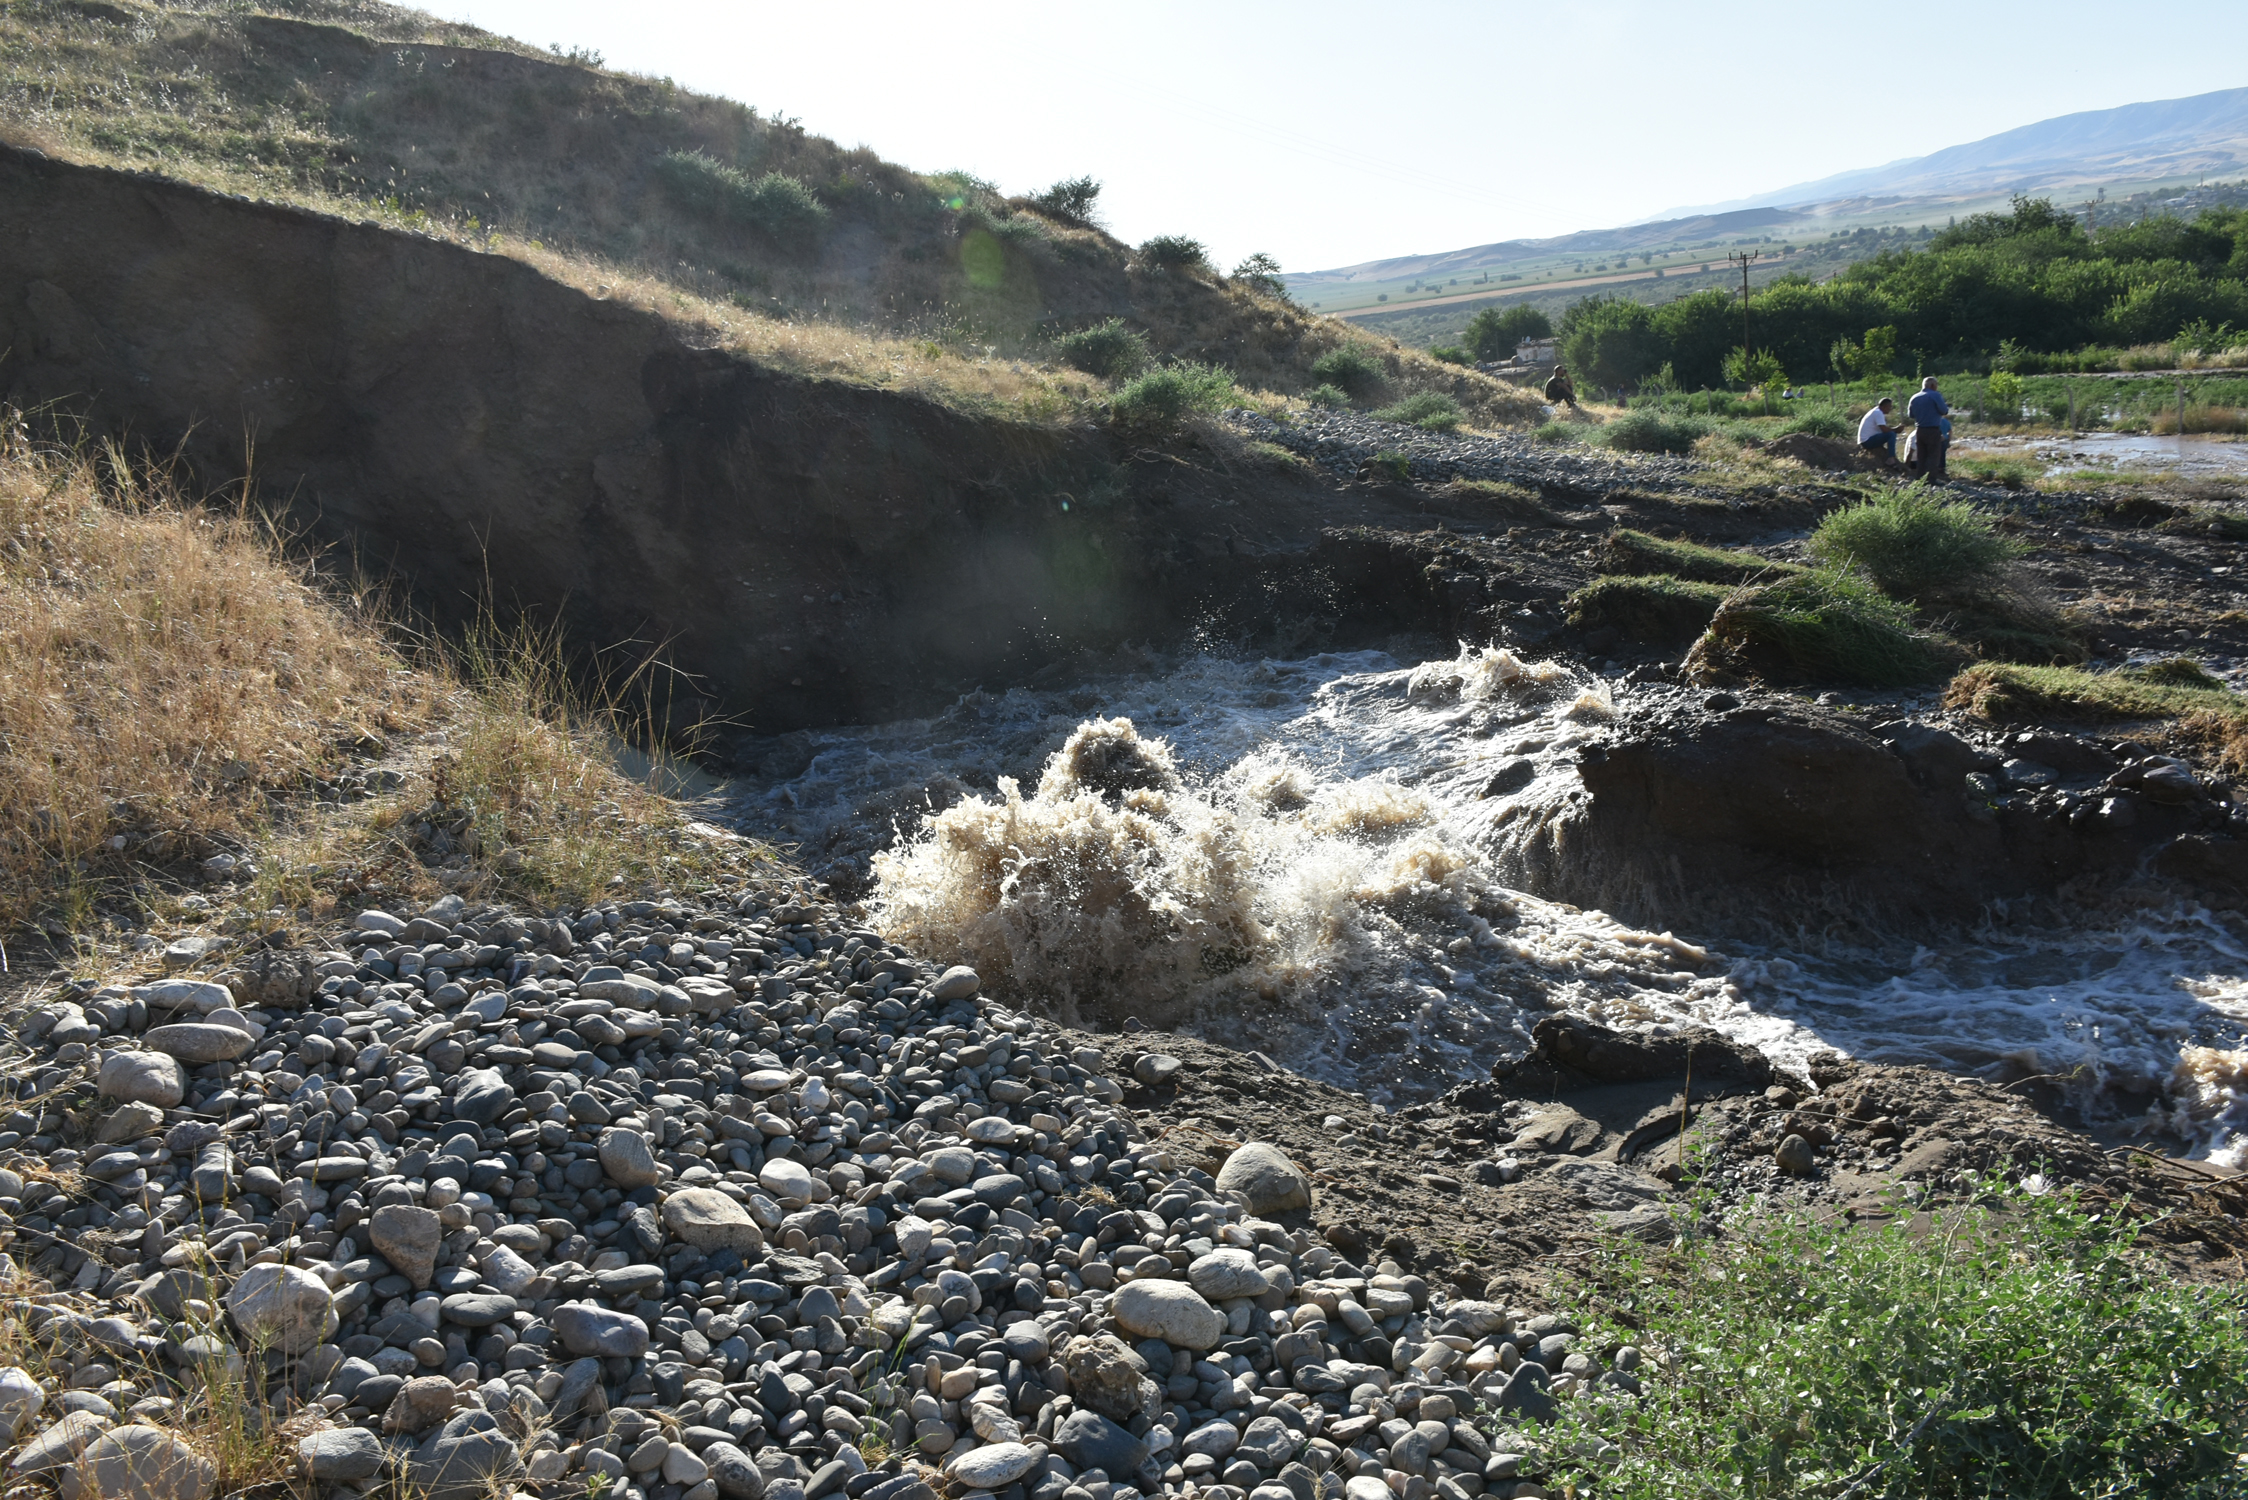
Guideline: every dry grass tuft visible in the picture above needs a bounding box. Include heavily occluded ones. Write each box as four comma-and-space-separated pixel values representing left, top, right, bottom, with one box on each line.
0, 416, 434, 931
0, 411, 781, 941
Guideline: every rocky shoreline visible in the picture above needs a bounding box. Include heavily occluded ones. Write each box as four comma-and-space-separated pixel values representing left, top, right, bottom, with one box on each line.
0, 883, 1646, 1500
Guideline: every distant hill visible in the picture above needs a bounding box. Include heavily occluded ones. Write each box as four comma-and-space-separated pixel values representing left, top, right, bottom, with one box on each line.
1658, 86, 2248, 217
0, 0, 1532, 424
1285, 207, 1808, 291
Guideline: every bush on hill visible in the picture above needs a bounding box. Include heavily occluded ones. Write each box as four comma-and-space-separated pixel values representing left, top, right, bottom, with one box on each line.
1138, 235, 1210, 274
656, 151, 829, 248
1109, 363, 1239, 436
1029, 176, 1102, 226
1372, 392, 1466, 432
1055, 319, 1151, 382
1310, 344, 1389, 401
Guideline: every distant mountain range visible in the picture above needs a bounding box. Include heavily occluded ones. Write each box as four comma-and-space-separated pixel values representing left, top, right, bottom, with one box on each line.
1659, 86, 2248, 217
1294, 86, 2248, 290
1285, 206, 1806, 290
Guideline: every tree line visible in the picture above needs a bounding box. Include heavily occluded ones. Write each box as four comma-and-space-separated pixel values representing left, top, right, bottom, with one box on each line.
1547, 197, 2248, 391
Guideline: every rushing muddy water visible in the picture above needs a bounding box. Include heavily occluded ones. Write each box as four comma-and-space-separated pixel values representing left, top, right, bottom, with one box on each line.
720, 648, 2248, 1160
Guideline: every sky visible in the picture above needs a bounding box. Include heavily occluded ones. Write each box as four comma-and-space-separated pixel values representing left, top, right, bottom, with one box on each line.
438, 0, 2248, 275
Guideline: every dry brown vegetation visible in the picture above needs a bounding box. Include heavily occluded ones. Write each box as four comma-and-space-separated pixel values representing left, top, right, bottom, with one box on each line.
0, 412, 431, 930
0, 0, 1539, 428
0, 413, 776, 944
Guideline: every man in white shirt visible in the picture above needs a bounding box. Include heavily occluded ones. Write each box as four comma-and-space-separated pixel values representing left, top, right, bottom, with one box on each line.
1856, 397, 1898, 467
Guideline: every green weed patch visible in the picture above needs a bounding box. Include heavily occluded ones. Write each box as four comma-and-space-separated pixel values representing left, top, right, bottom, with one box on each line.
1549, 1178, 2248, 1499
1600, 529, 1803, 586
1809, 488, 2021, 599
1695, 569, 1958, 685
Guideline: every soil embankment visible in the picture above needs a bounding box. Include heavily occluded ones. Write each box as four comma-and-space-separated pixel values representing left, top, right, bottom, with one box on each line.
1, 145, 1400, 733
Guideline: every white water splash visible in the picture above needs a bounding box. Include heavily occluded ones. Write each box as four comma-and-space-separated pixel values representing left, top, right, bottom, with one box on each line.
723, 647, 2248, 1148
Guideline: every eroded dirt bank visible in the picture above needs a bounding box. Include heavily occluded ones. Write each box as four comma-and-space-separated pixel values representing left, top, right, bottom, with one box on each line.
3, 145, 1433, 733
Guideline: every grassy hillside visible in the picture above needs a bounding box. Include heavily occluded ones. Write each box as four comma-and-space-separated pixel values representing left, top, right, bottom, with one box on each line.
0, 0, 1539, 426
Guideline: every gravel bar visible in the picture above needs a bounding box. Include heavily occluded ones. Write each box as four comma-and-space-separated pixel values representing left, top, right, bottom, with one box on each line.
0, 888, 1633, 1500
1227, 408, 1697, 493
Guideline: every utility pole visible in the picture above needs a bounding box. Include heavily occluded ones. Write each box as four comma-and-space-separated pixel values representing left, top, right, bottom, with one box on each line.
1728, 249, 1761, 369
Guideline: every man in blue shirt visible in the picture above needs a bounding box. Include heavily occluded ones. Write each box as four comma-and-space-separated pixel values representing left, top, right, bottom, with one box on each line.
1906, 377, 1950, 480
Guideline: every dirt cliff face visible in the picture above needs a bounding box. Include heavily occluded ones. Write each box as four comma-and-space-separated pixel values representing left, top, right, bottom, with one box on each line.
0, 145, 1216, 731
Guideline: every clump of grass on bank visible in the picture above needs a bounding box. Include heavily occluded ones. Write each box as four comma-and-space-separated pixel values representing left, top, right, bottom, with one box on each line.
1566, 575, 1732, 645
1601, 528, 1804, 586
1946, 659, 2248, 770
1597, 408, 1713, 455
1692, 568, 1959, 685
1952, 453, 2036, 491
1551, 1177, 2248, 1499
1437, 479, 1559, 526
1371, 391, 1466, 432
1809, 487, 2021, 599
0, 416, 768, 938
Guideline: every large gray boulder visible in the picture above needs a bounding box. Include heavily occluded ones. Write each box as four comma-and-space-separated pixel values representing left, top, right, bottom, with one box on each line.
95, 1052, 184, 1108
54, 1425, 215, 1500
1110, 1279, 1226, 1349
141, 1024, 252, 1064
225, 1264, 334, 1355
1216, 1141, 1313, 1214
367, 1204, 442, 1289
660, 1188, 763, 1253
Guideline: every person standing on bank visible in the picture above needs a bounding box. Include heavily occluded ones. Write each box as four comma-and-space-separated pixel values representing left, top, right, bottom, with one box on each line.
1907, 377, 1950, 479
1856, 397, 1900, 467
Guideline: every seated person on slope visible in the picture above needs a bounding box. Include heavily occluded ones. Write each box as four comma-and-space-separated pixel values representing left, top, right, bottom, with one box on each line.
1856, 397, 1899, 465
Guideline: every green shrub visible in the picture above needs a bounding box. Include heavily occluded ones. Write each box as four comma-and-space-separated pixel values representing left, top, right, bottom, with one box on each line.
1372, 392, 1466, 432
1532, 421, 1580, 445
656, 149, 745, 216
1985, 367, 2025, 419
1774, 407, 1851, 441
1601, 529, 1803, 585
1029, 175, 1101, 225
1697, 568, 1958, 685
1809, 489, 2021, 599
1566, 575, 1731, 644
654, 151, 829, 247
1109, 362, 1238, 435
1365, 451, 1412, 483
1427, 344, 1474, 367
1304, 384, 1350, 409
1553, 1178, 2248, 1499
1310, 344, 1388, 401
1055, 319, 1149, 381
1137, 235, 1208, 273
1722, 345, 1787, 389
1597, 409, 1712, 454
1463, 304, 1552, 361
